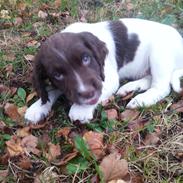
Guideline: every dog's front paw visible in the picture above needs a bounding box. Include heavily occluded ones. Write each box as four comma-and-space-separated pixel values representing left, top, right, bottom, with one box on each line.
127, 94, 148, 108
25, 100, 51, 124
69, 104, 95, 124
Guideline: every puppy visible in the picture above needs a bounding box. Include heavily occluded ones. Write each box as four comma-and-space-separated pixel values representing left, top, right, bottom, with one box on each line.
25, 18, 183, 124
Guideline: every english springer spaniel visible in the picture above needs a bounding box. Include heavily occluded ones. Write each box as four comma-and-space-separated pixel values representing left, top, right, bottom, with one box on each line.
25, 18, 183, 124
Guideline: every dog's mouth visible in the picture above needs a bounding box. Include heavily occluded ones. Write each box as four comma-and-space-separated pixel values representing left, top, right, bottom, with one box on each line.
79, 92, 100, 105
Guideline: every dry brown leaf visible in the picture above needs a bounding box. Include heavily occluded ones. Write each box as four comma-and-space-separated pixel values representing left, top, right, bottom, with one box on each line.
121, 92, 134, 101
100, 152, 129, 182
26, 92, 37, 103
27, 40, 38, 47
24, 54, 35, 61
120, 109, 140, 121
101, 96, 115, 106
16, 127, 30, 137
38, 10, 48, 19
143, 132, 160, 145
128, 119, 149, 132
54, 0, 61, 7
106, 109, 118, 120
56, 127, 71, 138
17, 157, 32, 169
21, 135, 40, 155
4, 103, 21, 121
52, 151, 78, 166
45, 143, 61, 162
29, 122, 47, 129
0, 84, 10, 94
6, 136, 24, 157
17, 2, 27, 11
130, 172, 144, 183
5, 64, 13, 77
83, 131, 105, 160
171, 100, 183, 112
18, 106, 27, 117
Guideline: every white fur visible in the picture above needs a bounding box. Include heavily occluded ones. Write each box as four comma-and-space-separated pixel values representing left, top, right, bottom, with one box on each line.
25, 18, 183, 124
25, 89, 61, 124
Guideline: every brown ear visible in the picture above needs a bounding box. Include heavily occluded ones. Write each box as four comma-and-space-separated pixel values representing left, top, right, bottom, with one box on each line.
32, 53, 48, 104
79, 32, 108, 81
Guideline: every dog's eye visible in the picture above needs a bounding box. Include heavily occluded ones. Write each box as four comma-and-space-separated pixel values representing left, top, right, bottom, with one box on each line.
54, 73, 64, 80
82, 55, 91, 66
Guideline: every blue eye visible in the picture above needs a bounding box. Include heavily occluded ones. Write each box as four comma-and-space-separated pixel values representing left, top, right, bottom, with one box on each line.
82, 55, 91, 65
54, 73, 64, 80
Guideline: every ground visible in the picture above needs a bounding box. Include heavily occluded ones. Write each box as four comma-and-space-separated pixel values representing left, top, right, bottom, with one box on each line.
0, 0, 183, 183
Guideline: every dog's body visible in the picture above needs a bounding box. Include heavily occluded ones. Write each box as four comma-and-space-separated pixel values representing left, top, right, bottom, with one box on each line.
25, 18, 183, 124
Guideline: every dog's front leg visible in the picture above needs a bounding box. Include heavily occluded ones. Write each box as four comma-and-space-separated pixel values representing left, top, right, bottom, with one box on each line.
69, 103, 97, 124
25, 89, 62, 124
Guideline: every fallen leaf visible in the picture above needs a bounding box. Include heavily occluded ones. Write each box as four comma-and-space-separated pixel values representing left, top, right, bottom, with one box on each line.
3, 53, 16, 61
0, 169, 8, 182
120, 109, 140, 121
106, 109, 118, 120
0, 84, 10, 94
101, 96, 115, 106
128, 119, 149, 132
4, 103, 21, 121
56, 127, 71, 138
5, 64, 13, 77
100, 152, 129, 182
6, 136, 24, 157
38, 10, 48, 19
24, 54, 35, 61
143, 132, 160, 145
26, 92, 37, 103
29, 122, 47, 129
17, 2, 27, 11
121, 92, 134, 101
17, 157, 32, 169
171, 100, 183, 112
27, 40, 38, 47
54, 0, 61, 8
83, 131, 105, 160
130, 172, 144, 183
16, 127, 30, 137
14, 17, 23, 26
21, 135, 40, 155
45, 143, 61, 162
18, 106, 27, 117
52, 151, 78, 166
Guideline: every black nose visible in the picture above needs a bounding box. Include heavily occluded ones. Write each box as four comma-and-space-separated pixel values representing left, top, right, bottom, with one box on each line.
78, 90, 95, 99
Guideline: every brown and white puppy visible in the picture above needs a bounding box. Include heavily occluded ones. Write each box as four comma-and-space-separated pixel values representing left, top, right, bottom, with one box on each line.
25, 18, 183, 124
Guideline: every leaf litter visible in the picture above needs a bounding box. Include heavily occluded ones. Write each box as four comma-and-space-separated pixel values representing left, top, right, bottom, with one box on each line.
1, 0, 183, 182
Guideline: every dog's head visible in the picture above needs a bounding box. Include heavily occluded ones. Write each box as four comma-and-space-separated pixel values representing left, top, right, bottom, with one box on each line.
33, 32, 108, 105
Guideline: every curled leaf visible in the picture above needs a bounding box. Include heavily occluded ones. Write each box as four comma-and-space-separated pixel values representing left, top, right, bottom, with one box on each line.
120, 109, 140, 121
106, 109, 118, 120
83, 131, 105, 160
100, 153, 129, 182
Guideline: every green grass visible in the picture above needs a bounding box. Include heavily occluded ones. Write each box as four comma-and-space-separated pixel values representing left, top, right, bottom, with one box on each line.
0, 0, 183, 182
